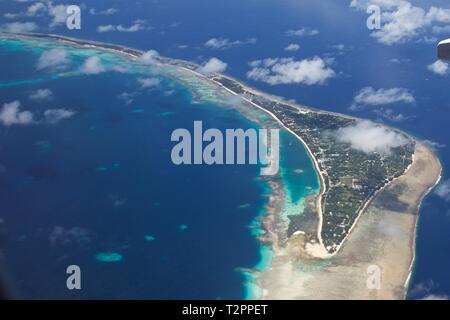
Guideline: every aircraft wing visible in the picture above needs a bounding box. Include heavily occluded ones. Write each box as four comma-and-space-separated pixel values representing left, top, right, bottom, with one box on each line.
438, 39, 450, 60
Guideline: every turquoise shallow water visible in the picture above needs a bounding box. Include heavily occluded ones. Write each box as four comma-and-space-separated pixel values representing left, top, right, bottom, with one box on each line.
0, 35, 319, 299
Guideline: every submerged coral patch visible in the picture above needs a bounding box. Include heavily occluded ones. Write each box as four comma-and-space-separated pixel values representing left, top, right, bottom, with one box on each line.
95, 252, 123, 262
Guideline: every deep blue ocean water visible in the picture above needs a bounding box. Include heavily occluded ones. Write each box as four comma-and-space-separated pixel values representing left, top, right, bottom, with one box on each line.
1, 0, 450, 299
0, 39, 266, 299
0, 36, 319, 299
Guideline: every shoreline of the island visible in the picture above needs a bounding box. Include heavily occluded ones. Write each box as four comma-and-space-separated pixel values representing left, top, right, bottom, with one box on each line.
7, 31, 331, 256
2, 32, 443, 299
254, 141, 441, 299
172, 65, 327, 254
175, 56, 440, 299
221, 88, 436, 298
208, 75, 329, 256
173, 48, 442, 298
190, 67, 424, 259
404, 155, 442, 296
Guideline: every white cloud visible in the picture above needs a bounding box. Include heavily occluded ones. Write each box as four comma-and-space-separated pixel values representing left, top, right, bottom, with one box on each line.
286, 28, 319, 37
427, 6, 450, 23
47, 3, 69, 28
335, 120, 409, 154
2, 1, 93, 30
137, 50, 159, 64
197, 58, 228, 74
2, 2, 70, 29
29, 89, 53, 101
246, 57, 335, 85
26, 2, 47, 16
374, 108, 409, 122
137, 77, 160, 88
410, 280, 438, 297
97, 20, 151, 33
0, 22, 37, 33
435, 180, 450, 201
118, 92, 137, 105
389, 57, 411, 64
116, 23, 146, 32
80, 56, 105, 74
44, 109, 75, 124
378, 214, 401, 237
352, 87, 415, 109
350, 0, 450, 45
332, 44, 346, 51
97, 25, 116, 33
249, 58, 288, 68
89, 8, 118, 15
3, 13, 20, 19
0, 101, 75, 126
423, 139, 446, 151
432, 25, 450, 34
204, 37, 256, 50
421, 294, 449, 300
284, 43, 301, 51
0, 101, 34, 126
428, 60, 449, 75
374, 2, 428, 44
36, 49, 69, 71
2, 1, 46, 19
49, 225, 92, 246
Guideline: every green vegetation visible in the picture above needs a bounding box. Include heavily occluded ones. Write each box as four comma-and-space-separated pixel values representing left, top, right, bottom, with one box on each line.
212, 75, 414, 253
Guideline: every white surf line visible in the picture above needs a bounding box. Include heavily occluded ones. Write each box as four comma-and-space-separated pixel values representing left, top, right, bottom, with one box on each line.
225, 89, 329, 253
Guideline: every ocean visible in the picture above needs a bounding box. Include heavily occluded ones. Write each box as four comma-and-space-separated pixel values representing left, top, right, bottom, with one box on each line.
0, 35, 319, 299
1, 0, 450, 299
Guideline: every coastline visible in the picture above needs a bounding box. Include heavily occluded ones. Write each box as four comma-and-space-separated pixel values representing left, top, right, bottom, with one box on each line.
1, 32, 442, 299
256, 142, 441, 299
189, 68, 329, 255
